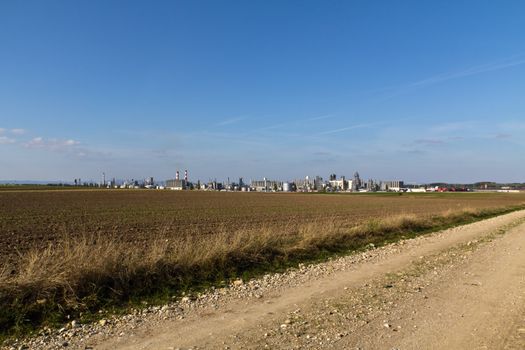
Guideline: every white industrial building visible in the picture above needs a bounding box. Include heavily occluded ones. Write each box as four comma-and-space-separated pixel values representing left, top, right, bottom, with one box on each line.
251, 178, 283, 192
166, 170, 189, 190
328, 177, 351, 191
380, 180, 405, 192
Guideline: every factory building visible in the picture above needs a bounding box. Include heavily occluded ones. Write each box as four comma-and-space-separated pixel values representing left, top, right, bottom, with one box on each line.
144, 177, 155, 189
328, 176, 348, 191
353, 172, 362, 191
206, 180, 223, 191
166, 169, 190, 190
295, 176, 323, 192
251, 178, 283, 192
166, 179, 187, 190
364, 179, 379, 191
380, 180, 405, 191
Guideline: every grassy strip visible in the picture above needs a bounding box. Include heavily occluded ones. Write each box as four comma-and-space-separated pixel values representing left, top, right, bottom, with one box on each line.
1, 204, 524, 340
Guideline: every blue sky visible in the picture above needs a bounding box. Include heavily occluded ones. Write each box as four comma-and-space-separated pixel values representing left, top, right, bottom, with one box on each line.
1, 1, 525, 183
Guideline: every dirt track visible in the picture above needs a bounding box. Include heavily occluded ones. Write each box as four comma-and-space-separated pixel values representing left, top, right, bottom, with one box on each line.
9, 210, 525, 349
86, 210, 525, 350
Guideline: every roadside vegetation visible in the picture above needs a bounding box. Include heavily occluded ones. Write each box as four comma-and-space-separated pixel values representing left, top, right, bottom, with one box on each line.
1, 199, 525, 340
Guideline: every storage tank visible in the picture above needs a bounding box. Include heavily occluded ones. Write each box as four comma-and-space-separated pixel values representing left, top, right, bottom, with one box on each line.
283, 182, 291, 192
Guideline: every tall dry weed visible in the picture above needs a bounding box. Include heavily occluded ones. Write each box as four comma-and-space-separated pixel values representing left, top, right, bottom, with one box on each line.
0, 205, 522, 335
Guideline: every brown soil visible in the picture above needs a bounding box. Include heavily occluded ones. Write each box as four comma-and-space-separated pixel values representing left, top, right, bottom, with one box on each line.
2, 189, 525, 266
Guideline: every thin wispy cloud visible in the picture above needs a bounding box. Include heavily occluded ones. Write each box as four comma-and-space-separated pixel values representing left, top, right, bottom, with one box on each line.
253, 122, 289, 132
494, 133, 512, 139
409, 55, 525, 89
21, 135, 111, 160
307, 114, 333, 121
430, 121, 478, 133
0, 127, 25, 144
251, 115, 334, 133
0, 136, 16, 144
318, 122, 380, 135
73, 147, 112, 160
377, 54, 525, 100
217, 117, 245, 126
498, 121, 525, 130
184, 130, 277, 149
414, 138, 445, 145
24, 137, 80, 151
0, 127, 26, 135
10, 128, 26, 135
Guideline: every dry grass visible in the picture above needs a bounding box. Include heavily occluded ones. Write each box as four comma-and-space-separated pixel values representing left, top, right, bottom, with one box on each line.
4, 190, 525, 267
0, 205, 523, 337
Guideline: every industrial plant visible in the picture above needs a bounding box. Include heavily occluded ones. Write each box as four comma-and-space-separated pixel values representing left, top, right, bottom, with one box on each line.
69, 169, 413, 193
60, 168, 525, 194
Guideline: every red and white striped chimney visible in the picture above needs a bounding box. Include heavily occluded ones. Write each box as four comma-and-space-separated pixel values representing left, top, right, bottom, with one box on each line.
176, 171, 180, 180
184, 169, 188, 181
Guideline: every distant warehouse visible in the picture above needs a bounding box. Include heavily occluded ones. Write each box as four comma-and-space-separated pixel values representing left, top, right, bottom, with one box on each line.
251, 178, 283, 192
166, 179, 187, 190
381, 180, 404, 191
166, 169, 190, 190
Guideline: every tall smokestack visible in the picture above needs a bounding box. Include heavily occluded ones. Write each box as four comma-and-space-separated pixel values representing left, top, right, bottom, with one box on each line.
184, 170, 188, 181
176, 171, 180, 180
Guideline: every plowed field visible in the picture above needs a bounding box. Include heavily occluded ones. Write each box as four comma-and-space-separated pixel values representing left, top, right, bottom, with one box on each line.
1, 189, 525, 266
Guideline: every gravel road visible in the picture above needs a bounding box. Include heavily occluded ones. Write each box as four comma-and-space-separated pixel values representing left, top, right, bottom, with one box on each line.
5, 210, 525, 350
